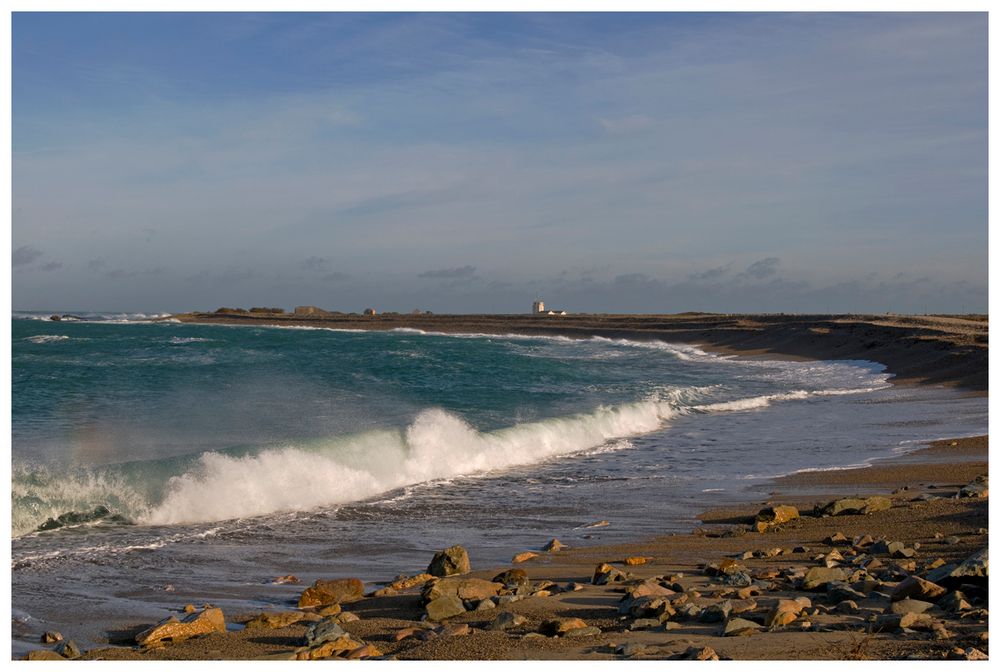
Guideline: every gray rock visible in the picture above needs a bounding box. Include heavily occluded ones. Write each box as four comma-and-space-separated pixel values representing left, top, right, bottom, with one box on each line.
699, 601, 733, 623
303, 618, 346, 647
629, 618, 661, 630
55, 640, 81, 659
487, 612, 526, 631
720, 571, 753, 587
827, 581, 866, 602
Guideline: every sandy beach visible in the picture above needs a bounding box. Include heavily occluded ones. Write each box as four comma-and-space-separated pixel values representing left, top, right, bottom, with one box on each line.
56, 436, 987, 662
18, 313, 985, 662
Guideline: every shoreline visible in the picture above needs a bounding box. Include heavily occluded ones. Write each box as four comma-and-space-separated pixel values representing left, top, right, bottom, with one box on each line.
18, 314, 989, 660
63, 433, 988, 661
166, 311, 988, 393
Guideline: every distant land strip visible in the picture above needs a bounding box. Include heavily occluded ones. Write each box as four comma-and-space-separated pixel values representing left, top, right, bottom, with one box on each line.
168, 311, 988, 393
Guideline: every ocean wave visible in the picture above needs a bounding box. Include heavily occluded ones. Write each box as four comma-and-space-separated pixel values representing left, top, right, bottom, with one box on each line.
168, 336, 215, 345
23, 335, 71, 344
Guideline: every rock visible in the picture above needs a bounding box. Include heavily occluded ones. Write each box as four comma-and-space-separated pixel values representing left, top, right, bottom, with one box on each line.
303, 618, 347, 647
345, 644, 382, 659
24, 650, 66, 661
833, 600, 859, 614
891, 576, 947, 602
393, 627, 420, 641
825, 532, 850, 546
827, 581, 866, 602
437, 623, 470, 637
183, 604, 197, 613
583, 520, 610, 528
949, 548, 988, 581
245, 611, 309, 630
948, 647, 989, 661
629, 618, 661, 630
938, 591, 972, 613
565, 626, 602, 637
723, 617, 761, 636
542, 538, 566, 552
372, 587, 398, 597
624, 556, 650, 566
512, 552, 539, 563
298, 578, 365, 608
592, 562, 628, 585
389, 573, 435, 590
699, 601, 732, 623
492, 569, 529, 587
888, 599, 935, 615
424, 595, 466, 622
959, 476, 988, 498
672, 646, 719, 661
472, 599, 496, 611
487, 612, 526, 631
801, 567, 849, 590
615, 642, 647, 657
765, 599, 806, 627
136, 607, 226, 646
272, 575, 300, 585
428, 544, 471, 577
422, 577, 503, 603
625, 579, 675, 599
756, 505, 799, 530
313, 603, 342, 617
820, 496, 892, 517
874, 612, 937, 632
41, 631, 62, 644
539, 617, 589, 636
720, 571, 753, 587
55, 640, 81, 659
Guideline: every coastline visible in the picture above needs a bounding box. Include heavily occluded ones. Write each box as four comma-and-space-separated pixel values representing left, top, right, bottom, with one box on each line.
20, 314, 989, 661
70, 434, 988, 661
166, 311, 988, 392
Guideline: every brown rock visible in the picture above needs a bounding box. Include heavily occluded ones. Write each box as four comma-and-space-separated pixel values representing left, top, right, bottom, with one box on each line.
539, 617, 588, 636
512, 551, 539, 563
624, 556, 650, 566
389, 573, 435, 591
345, 644, 382, 659
136, 607, 226, 646
891, 576, 947, 602
543, 538, 566, 552
437, 623, 471, 637
424, 595, 466, 622
244, 611, 308, 630
756, 505, 799, 528
41, 631, 63, 644
492, 569, 529, 586
297, 578, 364, 608
272, 575, 300, 584
422, 577, 503, 603
24, 651, 66, 661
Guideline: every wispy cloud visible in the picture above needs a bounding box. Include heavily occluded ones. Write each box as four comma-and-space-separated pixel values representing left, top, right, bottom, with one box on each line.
12, 245, 43, 267
418, 265, 477, 279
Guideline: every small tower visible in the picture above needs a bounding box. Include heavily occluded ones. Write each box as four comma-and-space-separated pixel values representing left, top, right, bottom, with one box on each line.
532, 299, 545, 314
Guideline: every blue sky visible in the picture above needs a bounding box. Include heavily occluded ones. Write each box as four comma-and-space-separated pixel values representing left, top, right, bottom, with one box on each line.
12, 12, 988, 313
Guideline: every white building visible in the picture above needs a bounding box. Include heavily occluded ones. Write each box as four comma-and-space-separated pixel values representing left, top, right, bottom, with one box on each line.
532, 299, 545, 314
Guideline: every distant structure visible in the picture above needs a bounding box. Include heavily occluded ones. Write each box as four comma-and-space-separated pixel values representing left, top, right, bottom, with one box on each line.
533, 299, 567, 316
294, 305, 331, 317
363, 308, 377, 316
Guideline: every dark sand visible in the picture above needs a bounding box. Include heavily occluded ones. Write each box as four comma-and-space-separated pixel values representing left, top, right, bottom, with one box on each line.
28, 313, 988, 661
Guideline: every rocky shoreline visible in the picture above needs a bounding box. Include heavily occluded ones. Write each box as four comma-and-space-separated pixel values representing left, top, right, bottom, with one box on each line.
24, 436, 989, 661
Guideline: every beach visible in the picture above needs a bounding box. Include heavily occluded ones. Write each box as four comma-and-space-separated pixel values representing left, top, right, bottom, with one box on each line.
15, 312, 987, 661
62, 436, 987, 661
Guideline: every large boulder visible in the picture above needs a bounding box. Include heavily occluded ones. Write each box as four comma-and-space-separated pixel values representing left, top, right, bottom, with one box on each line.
428, 545, 471, 577
819, 496, 892, 517
136, 607, 226, 646
421, 577, 503, 604
298, 578, 365, 608
926, 548, 988, 586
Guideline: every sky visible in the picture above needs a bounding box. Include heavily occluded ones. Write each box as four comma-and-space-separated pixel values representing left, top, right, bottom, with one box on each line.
11, 12, 988, 314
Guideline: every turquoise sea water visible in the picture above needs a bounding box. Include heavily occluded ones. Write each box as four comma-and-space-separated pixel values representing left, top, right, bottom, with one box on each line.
10, 314, 987, 653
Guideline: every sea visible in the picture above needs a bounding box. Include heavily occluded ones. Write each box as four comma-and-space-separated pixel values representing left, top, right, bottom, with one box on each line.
9, 311, 988, 654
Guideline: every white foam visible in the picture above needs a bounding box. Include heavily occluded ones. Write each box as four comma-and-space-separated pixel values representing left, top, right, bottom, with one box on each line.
141, 401, 678, 526
23, 335, 70, 344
